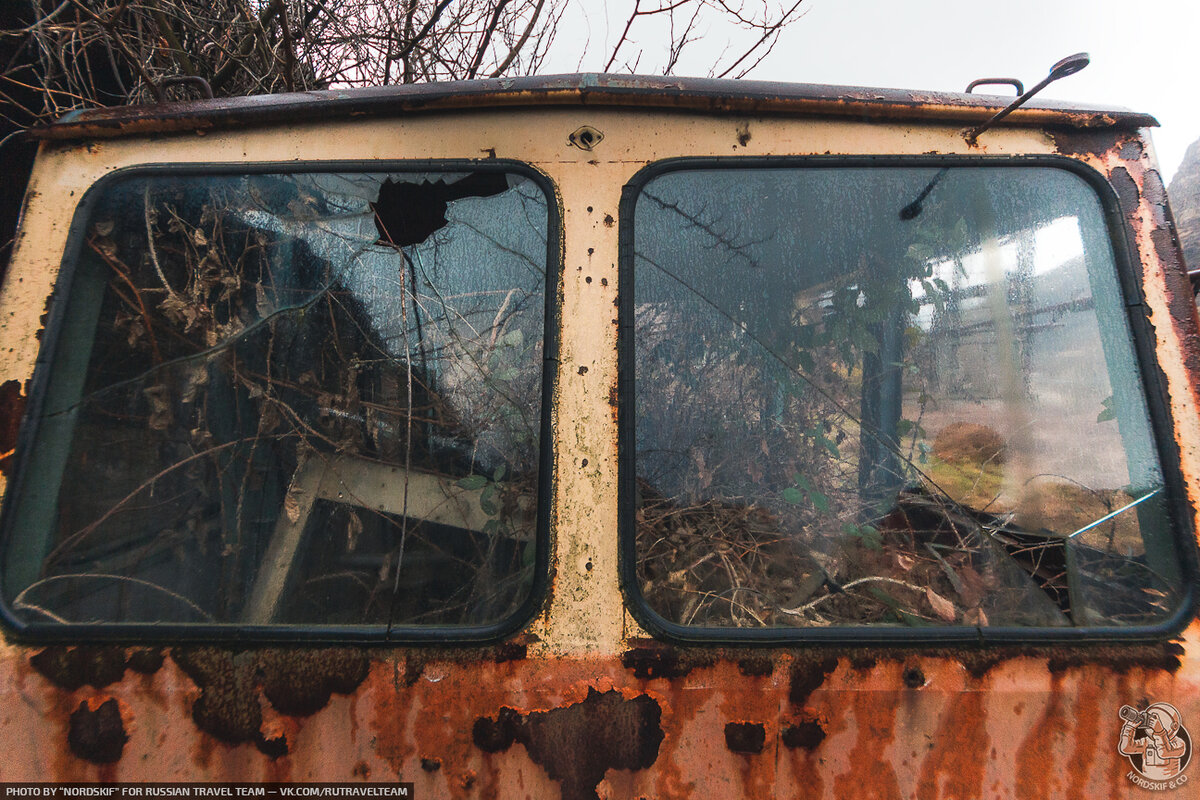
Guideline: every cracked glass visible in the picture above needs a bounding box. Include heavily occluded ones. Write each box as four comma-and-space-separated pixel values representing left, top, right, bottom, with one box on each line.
2, 168, 550, 632
629, 164, 1183, 630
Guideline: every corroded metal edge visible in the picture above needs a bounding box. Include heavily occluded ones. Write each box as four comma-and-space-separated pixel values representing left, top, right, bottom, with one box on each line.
31, 73, 1157, 142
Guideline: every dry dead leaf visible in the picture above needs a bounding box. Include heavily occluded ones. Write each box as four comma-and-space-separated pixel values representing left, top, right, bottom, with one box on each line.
926, 587, 957, 622
963, 607, 989, 626
956, 564, 985, 607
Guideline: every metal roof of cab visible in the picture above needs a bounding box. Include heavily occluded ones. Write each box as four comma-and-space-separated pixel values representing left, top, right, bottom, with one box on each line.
33, 73, 1157, 141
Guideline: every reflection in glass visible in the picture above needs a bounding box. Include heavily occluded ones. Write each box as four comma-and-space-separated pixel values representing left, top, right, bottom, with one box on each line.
632, 166, 1179, 629
3, 170, 549, 630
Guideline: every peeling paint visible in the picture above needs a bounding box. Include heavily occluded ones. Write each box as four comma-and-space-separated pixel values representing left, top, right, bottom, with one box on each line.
260, 649, 370, 716
171, 647, 368, 756
473, 687, 664, 800
789, 655, 839, 705
1109, 166, 1141, 219
1047, 127, 1127, 159
903, 666, 926, 689
737, 656, 774, 677
32, 646, 129, 690
126, 648, 165, 674
68, 698, 127, 764
172, 648, 267, 747
736, 122, 752, 147
724, 722, 765, 754
782, 718, 826, 750
621, 642, 709, 679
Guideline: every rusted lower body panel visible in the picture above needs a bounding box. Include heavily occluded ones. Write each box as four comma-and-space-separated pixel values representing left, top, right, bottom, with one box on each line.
1, 631, 1196, 798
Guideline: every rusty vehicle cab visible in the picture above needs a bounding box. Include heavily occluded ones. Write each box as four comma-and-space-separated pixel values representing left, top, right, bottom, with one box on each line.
0, 73, 1198, 796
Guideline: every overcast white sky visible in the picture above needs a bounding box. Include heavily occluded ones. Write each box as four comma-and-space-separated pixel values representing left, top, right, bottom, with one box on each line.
548, 0, 1199, 181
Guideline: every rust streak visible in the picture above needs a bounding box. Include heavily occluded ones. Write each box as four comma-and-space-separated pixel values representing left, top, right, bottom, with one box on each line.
835, 688, 903, 800
914, 685, 987, 799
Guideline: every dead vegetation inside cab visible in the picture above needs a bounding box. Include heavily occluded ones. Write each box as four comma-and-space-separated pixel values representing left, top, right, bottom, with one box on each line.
635, 442, 1168, 629
10, 170, 546, 630
629, 162, 1182, 634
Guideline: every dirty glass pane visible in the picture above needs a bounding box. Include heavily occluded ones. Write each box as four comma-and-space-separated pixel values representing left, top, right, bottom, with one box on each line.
631, 165, 1181, 630
2, 169, 549, 631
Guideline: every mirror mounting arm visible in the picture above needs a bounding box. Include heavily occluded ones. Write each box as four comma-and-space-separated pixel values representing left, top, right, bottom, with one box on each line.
964, 53, 1090, 145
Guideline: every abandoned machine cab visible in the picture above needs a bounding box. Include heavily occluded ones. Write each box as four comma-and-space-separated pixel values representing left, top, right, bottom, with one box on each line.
0, 67, 1198, 797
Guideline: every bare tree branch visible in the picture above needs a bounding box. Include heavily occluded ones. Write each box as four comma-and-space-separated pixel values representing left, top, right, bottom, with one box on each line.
489, 0, 545, 77
466, 0, 511, 79
1, 0, 811, 131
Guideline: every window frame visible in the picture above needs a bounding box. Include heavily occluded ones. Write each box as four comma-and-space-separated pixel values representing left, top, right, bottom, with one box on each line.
617, 153, 1199, 645
0, 158, 561, 645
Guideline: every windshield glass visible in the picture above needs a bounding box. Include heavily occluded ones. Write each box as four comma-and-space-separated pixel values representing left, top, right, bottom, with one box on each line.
629, 163, 1182, 630
2, 168, 550, 633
